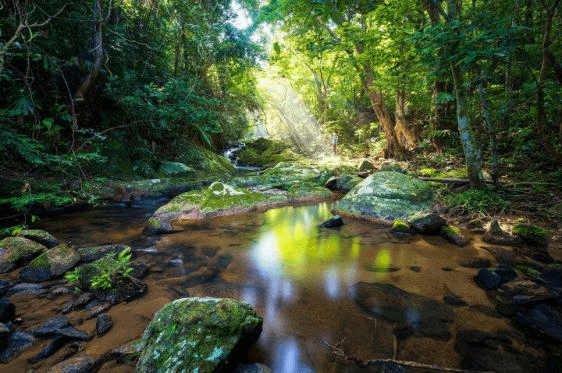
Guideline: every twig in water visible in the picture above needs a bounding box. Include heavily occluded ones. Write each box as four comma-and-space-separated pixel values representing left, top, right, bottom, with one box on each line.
322, 341, 495, 373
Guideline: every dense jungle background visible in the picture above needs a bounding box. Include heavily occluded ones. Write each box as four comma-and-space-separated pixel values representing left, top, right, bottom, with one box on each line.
1, 0, 561, 226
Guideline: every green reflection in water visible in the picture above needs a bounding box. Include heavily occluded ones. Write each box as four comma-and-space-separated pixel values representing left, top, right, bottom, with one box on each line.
252, 203, 360, 281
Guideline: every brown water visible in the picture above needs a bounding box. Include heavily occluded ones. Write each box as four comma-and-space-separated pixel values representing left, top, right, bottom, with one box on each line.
3, 203, 558, 372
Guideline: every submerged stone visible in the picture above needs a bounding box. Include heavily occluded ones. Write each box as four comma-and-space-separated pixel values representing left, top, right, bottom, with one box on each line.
352, 282, 454, 341
334, 172, 433, 222
136, 297, 262, 373
320, 215, 344, 228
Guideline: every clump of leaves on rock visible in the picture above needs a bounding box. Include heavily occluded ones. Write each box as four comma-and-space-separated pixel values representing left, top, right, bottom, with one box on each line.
65, 247, 134, 292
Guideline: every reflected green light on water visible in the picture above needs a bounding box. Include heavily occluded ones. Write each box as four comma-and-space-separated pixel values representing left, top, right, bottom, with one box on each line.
251, 203, 361, 282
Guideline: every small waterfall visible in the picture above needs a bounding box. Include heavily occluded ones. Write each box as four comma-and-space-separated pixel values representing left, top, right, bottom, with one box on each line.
224, 144, 261, 172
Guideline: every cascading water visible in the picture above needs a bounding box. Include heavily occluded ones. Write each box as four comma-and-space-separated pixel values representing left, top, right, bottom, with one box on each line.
224, 143, 261, 172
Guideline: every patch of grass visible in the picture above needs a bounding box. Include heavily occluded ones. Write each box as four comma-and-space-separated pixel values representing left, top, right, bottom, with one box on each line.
440, 187, 511, 216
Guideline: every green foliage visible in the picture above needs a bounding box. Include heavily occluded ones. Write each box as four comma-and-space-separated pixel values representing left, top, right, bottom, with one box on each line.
65, 247, 134, 291
441, 187, 511, 215
513, 265, 541, 277
512, 224, 549, 238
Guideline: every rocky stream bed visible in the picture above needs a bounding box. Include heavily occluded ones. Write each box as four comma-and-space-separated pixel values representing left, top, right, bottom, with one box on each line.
1, 162, 561, 373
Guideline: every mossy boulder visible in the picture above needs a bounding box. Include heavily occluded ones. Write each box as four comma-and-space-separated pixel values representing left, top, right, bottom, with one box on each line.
145, 182, 289, 233
159, 161, 195, 177
19, 243, 80, 282
233, 162, 336, 191
17, 229, 59, 248
136, 297, 263, 373
0, 237, 48, 274
334, 171, 433, 222
235, 138, 297, 168
286, 183, 333, 202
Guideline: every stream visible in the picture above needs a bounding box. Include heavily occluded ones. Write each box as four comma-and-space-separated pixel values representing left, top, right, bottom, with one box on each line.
2, 202, 559, 372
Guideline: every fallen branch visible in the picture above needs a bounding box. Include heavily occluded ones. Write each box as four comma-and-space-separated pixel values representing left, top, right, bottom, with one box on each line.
323, 341, 495, 373
419, 177, 496, 185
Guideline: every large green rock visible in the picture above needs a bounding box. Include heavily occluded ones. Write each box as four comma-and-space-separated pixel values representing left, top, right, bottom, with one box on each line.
136, 297, 263, 373
233, 162, 336, 190
19, 243, 80, 282
159, 161, 195, 177
0, 237, 47, 273
145, 182, 289, 233
334, 171, 433, 221
17, 229, 59, 248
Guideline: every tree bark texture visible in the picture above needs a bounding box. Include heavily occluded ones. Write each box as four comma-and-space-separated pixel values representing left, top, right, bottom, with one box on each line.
478, 81, 499, 184
450, 62, 483, 187
395, 89, 417, 149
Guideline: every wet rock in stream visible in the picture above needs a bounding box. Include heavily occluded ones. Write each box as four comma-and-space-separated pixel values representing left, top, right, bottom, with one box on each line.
456, 330, 538, 373
33, 316, 91, 341
0, 298, 16, 322
95, 313, 113, 336
352, 282, 455, 341
136, 297, 263, 373
0, 331, 35, 363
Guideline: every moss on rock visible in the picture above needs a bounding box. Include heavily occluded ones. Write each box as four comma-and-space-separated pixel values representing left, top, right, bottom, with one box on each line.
0, 237, 48, 273
136, 297, 262, 373
20, 243, 80, 282
17, 229, 59, 248
512, 224, 549, 247
335, 171, 433, 221
391, 220, 411, 233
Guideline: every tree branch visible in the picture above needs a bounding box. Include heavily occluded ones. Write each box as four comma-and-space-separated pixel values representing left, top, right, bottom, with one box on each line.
0, 4, 69, 53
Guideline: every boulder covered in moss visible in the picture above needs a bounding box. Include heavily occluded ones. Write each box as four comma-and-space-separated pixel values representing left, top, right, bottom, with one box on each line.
17, 229, 59, 248
334, 171, 433, 222
233, 162, 336, 191
136, 297, 263, 373
146, 182, 289, 234
146, 176, 335, 233
235, 138, 297, 168
0, 237, 48, 274
158, 161, 195, 177
19, 243, 80, 282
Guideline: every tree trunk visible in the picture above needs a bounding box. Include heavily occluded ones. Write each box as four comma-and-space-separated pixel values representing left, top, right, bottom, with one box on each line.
536, 2, 562, 162
450, 62, 483, 187
478, 81, 499, 185
74, 0, 104, 101
395, 89, 416, 149
362, 76, 403, 158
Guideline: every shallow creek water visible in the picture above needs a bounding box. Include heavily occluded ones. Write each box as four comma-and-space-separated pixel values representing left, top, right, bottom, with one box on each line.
3, 203, 557, 372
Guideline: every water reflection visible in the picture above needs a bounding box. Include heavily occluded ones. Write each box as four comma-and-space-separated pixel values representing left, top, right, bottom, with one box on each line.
250, 203, 361, 288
